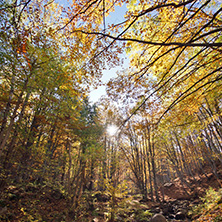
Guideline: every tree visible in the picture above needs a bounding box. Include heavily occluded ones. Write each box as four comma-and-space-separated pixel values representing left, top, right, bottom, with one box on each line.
0, 0, 114, 189
72, 0, 222, 124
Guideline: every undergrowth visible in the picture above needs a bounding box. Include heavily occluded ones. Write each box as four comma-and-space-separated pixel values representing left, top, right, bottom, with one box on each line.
192, 187, 222, 222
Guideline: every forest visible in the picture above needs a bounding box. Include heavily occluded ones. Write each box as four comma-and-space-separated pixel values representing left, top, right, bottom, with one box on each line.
0, 0, 222, 221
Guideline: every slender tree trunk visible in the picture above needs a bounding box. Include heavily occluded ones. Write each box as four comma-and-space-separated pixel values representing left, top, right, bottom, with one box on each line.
0, 78, 29, 156
0, 76, 15, 135
3, 91, 30, 170
67, 139, 72, 195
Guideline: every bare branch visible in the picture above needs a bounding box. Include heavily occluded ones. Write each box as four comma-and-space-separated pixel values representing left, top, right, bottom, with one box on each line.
78, 30, 222, 47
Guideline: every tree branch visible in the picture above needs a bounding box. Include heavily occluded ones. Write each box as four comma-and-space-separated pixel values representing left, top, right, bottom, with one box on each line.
78, 30, 222, 47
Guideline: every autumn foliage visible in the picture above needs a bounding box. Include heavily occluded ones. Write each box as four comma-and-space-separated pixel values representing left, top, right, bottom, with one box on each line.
0, 0, 222, 221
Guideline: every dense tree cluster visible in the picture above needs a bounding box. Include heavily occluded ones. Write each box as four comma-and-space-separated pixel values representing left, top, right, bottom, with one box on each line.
0, 0, 221, 220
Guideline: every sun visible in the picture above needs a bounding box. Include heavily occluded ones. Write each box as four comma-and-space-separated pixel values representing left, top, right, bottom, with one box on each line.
107, 124, 118, 136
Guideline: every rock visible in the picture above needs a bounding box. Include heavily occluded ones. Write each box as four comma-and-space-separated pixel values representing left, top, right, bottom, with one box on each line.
176, 207, 187, 213
149, 214, 167, 222
162, 203, 174, 215
175, 210, 186, 220
168, 214, 175, 219
162, 183, 190, 200
163, 183, 174, 188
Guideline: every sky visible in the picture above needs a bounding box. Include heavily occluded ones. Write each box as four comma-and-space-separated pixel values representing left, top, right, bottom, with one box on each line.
89, 4, 128, 103
89, 61, 128, 103
90, 5, 128, 103
55, 0, 128, 103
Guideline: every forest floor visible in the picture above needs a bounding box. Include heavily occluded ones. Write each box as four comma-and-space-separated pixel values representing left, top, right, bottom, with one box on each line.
0, 165, 222, 221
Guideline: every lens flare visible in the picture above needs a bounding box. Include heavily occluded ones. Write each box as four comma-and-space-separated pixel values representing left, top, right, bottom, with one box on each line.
107, 124, 118, 136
